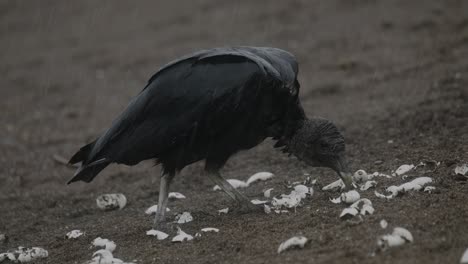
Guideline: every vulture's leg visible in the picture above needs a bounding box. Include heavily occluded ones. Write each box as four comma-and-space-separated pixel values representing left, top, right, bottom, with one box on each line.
207, 170, 260, 212
153, 170, 175, 229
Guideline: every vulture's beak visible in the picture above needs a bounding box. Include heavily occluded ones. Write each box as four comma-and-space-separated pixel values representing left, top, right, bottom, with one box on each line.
333, 154, 353, 190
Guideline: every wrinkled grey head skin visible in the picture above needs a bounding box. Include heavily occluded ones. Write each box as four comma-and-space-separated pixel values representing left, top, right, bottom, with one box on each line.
287, 118, 353, 189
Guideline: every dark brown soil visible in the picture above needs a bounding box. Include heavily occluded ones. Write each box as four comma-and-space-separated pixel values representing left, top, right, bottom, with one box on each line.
1, 0, 468, 263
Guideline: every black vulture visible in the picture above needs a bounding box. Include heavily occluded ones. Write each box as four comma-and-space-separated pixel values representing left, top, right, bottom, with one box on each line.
68, 46, 352, 228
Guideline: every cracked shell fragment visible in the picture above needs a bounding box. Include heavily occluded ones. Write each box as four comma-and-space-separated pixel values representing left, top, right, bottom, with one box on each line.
246, 172, 274, 186
96, 193, 127, 210
455, 164, 468, 176
145, 205, 170, 215
394, 164, 414, 176
461, 248, 468, 263
213, 179, 248, 191
146, 229, 169, 240
377, 227, 413, 250
175, 212, 193, 224
341, 190, 360, 204
277, 236, 308, 254
168, 192, 186, 199
172, 227, 194, 242
66, 229, 84, 239
353, 170, 369, 183
322, 179, 344, 191
92, 237, 116, 252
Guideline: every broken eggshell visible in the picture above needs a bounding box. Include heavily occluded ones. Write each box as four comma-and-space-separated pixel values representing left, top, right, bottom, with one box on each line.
213, 179, 248, 191
11, 247, 49, 263
272, 191, 302, 208
461, 248, 468, 263
264, 188, 274, 198
175, 212, 193, 224
96, 193, 127, 211
341, 190, 360, 204
423, 186, 436, 193
246, 172, 274, 186
293, 185, 313, 198
380, 219, 388, 229
66, 229, 84, 239
0, 253, 15, 262
353, 170, 369, 183
339, 207, 359, 219
376, 177, 433, 199
377, 227, 413, 250
92, 237, 116, 252
322, 179, 344, 192
218, 208, 229, 215
145, 205, 170, 215
172, 227, 193, 243
455, 164, 468, 176
168, 192, 186, 199
251, 199, 268, 205
277, 236, 308, 254
360, 180, 377, 191
146, 229, 169, 240
201, 228, 219, 233
394, 164, 415, 176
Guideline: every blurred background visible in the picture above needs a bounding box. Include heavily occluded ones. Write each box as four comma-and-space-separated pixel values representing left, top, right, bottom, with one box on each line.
1, 0, 467, 263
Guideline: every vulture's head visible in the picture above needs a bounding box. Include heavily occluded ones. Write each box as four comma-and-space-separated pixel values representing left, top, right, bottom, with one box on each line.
288, 118, 353, 189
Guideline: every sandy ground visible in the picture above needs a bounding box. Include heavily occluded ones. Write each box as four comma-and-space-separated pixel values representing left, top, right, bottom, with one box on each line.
1, 0, 468, 263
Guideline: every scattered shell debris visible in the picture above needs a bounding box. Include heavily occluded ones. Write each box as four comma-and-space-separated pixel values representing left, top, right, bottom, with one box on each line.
293, 184, 313, 198
213, 172, 274, 191
172, 227, 194, 242
145, 205, 170, 215
330, 190, 360, 204
360, 180, 377, 191
330, 197, 342, 204
92, 237, 116, 252
277, 236, 308, 254
322, 179, 345, 192
146, 229, 169, 240
380, 219, 388, 229
455, 164, 468, 176
0, 253, 14, 262
218, 208, 229, 215
0, 247, 48, 263
86, 249, 135, 264
246, 172, 274, 185
251, 199, 268, 205
393, 164, 415, 176
375, 177, 433, 199
340, 198, 375, 219
213, 179, 248, 191
271, 191, 302, 209
377, 227, 413, 250
424, 186, 436, 193
168, 192, 186, 199
341, 190, 361, 204
340, 207, 359, 219
461, 248, 468, 263
264, 188, 274, 198
175, 212, 193, 224
66, 229, 84, 239
370, 172, 392, 179
96, 193, 127, 211
201, 228, 219, 233
353, 170, 370, 183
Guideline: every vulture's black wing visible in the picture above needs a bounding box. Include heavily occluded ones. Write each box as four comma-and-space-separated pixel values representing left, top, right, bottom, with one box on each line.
68, 47, 300, 183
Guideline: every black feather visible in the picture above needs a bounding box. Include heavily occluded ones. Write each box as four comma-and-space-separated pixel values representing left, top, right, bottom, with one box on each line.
68, 46, 305, 183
